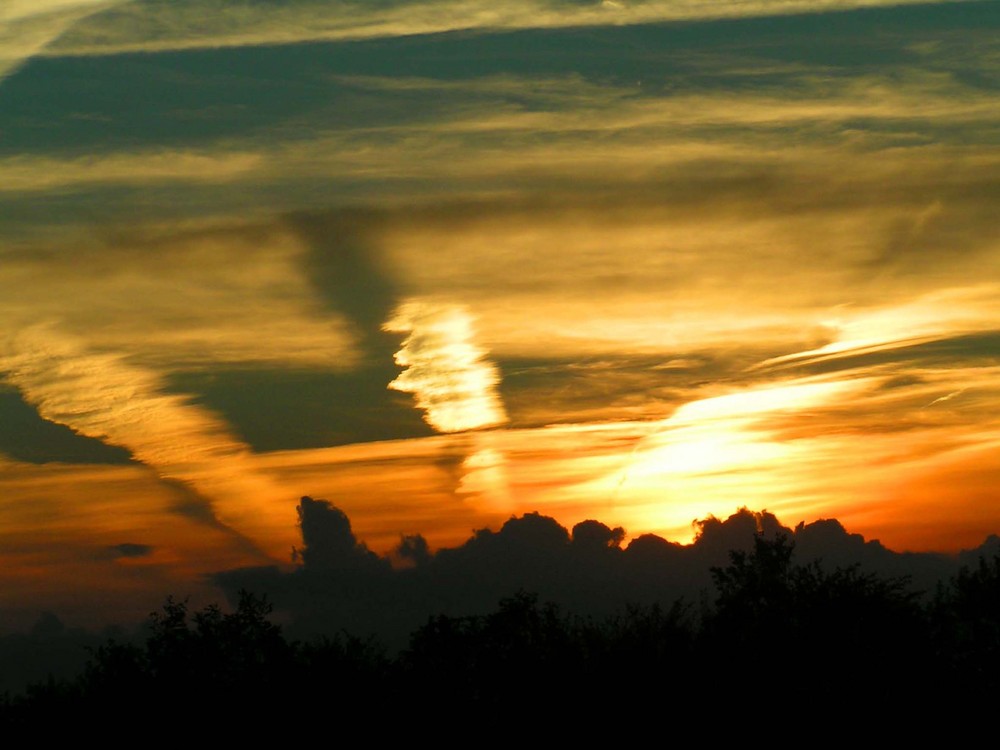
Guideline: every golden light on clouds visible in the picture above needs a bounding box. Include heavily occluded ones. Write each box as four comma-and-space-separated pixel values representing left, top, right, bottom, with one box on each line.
384, 300, 508, 433
0, 326, 297, 559
0, 149, 262, 193
760, 285, 1000, 369
597, 378, 874, 538
0, 0, 125, 79
0, 224, 360, 370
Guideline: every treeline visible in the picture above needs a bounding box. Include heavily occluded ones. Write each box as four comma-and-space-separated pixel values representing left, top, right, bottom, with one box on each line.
4, 533, 999, 726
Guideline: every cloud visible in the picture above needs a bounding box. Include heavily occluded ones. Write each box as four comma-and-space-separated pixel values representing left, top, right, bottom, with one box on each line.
39, 0, 977, 58
757, 286, 1000, 372
0, 325, 241, 470
293, 495, 387, 573
246, 347, 1000, 556
106, 542, 153, 559
0, 325, 298, 559
1, 0, 997, 634
0, 386, 134, 465
0, 221, 360, 371
0, 150, 262, 193
215, 499, 985, 650
384, 300, 508, 433
0, 0, 127, 81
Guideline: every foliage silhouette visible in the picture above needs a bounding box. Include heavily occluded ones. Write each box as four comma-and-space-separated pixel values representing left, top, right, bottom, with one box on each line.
700, 531, 931, 710
931, 551, 1000, 696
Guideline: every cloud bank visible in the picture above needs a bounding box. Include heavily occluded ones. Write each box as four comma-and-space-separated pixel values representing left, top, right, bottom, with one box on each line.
216, 496, 998, 649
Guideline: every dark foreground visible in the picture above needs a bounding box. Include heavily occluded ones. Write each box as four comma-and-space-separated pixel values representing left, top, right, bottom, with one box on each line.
3, 534, 998, 731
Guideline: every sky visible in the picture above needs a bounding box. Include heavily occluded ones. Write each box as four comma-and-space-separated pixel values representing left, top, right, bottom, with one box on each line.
1, 0, 999, 632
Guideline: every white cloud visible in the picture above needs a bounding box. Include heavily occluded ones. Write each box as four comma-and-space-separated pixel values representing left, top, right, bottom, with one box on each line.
384, 300, 508, 433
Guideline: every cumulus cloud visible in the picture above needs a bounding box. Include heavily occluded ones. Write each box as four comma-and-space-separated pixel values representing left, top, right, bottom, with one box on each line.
293, 495, 387, 573
215, 499, 987, 650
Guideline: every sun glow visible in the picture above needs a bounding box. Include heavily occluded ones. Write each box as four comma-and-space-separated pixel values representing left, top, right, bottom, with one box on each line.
594, 378, 872, 540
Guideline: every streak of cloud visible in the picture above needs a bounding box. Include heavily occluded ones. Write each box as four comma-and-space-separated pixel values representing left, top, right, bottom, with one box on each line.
926, 389, 965, 407
0, 150, 261, 194
756, 285, 1000, 372
384, 301, 508, 433
40, 0, 975, 57
0, 0, 128, 81
0, 325, 296, 560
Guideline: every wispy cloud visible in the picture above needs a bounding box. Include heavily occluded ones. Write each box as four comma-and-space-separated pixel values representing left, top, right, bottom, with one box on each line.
0, 222, 360, 370
0, 0, 128, 81
249, 360, 1000, 557
384, 301, 508, 433
0, 326, 299, 559
0, 150, 261, 193
757, 285, 1000, 371
41, 0, 973, 57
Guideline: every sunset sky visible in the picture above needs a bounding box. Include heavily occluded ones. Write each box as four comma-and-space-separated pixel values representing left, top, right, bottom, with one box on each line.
1, 0, 998, 631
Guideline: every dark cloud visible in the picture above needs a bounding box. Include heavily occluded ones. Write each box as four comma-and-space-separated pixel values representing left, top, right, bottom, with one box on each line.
157, 209, 436, 451
572, 519, 625, 550
5, 2, 997, 159
168, 368, 432, 451
288, 210, 399, 343
158, 209, 432, 451
293, 495, 388, 573
395, 533, 431, 568
214, 498, 983, 651
107, 543, 153, 559
0, 387, 134, 465
879, 374, 928, 390
958, 533, 1000, 569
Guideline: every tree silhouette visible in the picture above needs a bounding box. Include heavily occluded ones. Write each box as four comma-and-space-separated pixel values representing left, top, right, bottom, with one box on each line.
6, 538, 1000, 726
60, 590, 298, 724
931, 552, 1000, 696
700, 531, 929, 710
